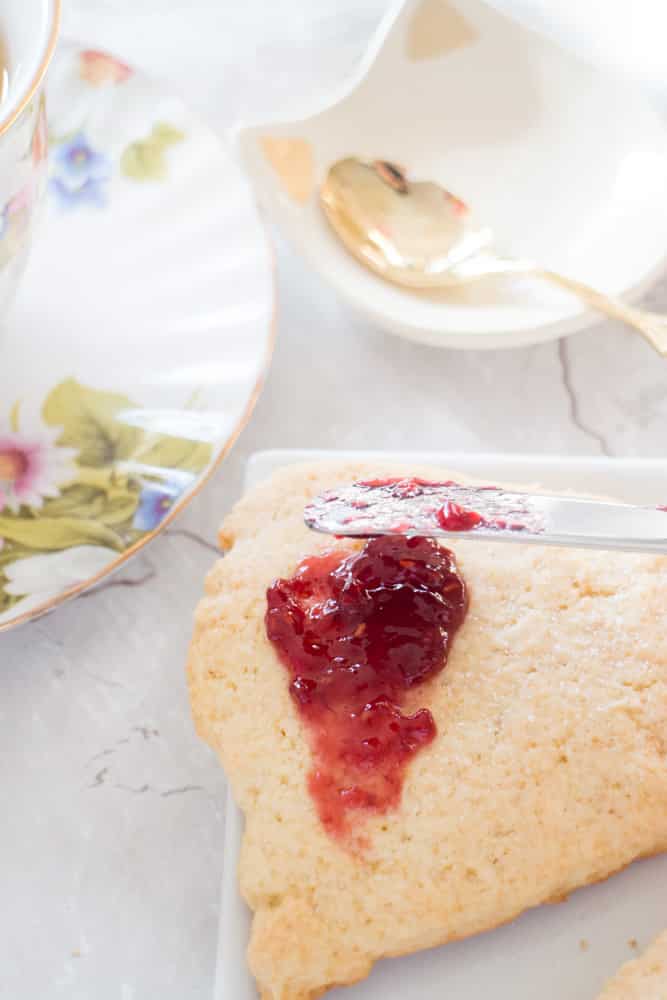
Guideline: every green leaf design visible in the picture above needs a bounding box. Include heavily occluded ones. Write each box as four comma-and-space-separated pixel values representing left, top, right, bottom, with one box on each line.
120, 122, 185, 182
0, 515, 124, 551
42, 378, 142, 467
96, 492, 141, 526
121, 141, 164, 181
0, 375, 217, 621
151, 123, 185, 145
72, 466, 136, 494
138, 436, 212, 474
41, 484, 103, 517
41, 482, 140, 528
0, 584, 21, 616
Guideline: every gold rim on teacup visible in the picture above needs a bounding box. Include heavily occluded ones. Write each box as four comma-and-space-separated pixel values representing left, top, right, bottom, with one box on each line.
0, 0, 61, 138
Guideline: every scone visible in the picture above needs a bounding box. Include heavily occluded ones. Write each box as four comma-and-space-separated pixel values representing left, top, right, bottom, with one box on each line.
599, 932, 667, 999
187, 461, 667, 1000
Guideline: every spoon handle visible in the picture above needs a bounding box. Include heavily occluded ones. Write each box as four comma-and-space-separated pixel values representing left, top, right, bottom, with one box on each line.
536, 268, 667, 356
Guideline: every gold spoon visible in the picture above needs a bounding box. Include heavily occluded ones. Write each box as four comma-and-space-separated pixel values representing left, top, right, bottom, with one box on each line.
320, 158, 667, 356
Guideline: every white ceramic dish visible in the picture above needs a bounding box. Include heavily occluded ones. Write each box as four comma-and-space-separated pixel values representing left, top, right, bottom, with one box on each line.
217, 448, 667, 1000
236, 0, 667, 349
0, 42, 274, 633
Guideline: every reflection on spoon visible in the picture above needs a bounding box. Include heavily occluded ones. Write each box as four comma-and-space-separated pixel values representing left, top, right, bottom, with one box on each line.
320, 157, 492, 289
320, 156, 667, 356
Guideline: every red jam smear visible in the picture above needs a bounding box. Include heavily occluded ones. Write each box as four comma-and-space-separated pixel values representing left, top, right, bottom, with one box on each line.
436, 502, 528, 533
436, 501, 483, 531
350, 478, 532, 534
265, 535, 467, 835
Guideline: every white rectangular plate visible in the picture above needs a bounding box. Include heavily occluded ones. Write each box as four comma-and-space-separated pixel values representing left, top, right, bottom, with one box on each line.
216, 450, 667, 1000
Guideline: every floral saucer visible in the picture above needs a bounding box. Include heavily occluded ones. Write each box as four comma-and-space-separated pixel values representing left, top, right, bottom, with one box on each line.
0, 43, 274, 632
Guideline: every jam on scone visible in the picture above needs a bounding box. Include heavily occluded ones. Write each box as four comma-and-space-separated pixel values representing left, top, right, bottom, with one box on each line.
266, 535, 467, 834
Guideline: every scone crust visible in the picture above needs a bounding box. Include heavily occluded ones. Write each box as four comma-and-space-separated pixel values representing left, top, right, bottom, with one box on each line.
188, 460, 667, 1000
599, 931, 667, 999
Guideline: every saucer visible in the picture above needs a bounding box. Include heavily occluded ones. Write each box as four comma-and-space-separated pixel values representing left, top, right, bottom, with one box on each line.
0, 42, 274, 633
236, 0, 667, 349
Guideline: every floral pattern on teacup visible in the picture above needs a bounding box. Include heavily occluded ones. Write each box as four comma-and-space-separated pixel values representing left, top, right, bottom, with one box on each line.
43, 47, 186, 214
0, 422, 77, 513
0, 180, 37, 269
79, 50, 133, 87
0, 379, 212, 622
32, 93, 48, 166
49, 132, 111, 208
120, 123, 185, 182
132, 472, 195, 532
47, 121, 185, 210
0, 94, 49, 272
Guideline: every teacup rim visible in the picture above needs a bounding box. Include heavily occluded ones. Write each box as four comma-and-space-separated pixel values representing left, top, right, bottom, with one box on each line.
0, 0, 61, 138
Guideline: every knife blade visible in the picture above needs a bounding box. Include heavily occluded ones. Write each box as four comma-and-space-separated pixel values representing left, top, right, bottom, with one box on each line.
304, 478, 667, 554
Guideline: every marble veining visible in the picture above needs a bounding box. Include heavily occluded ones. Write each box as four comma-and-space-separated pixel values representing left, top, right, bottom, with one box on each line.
557, 339, 612, 456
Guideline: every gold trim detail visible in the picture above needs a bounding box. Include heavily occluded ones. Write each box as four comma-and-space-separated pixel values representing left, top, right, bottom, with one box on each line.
0, 0, 61, 138
406, 0, 476, 62
261, 136, 314, 204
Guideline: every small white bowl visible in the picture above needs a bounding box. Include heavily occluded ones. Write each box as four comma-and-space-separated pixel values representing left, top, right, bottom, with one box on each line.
236, 0, 667, 350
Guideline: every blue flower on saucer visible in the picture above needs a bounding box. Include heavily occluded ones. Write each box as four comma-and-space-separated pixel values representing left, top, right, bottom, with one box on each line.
48, 176, 108, 209
49, 132, 111, 208
53, 132, 109, 182
132, 477, 189, 532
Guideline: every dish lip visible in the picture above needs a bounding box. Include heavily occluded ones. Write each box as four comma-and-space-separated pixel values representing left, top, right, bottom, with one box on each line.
231, 0, 408, 151
0, 45, 277, 636
270, 245, 667, 350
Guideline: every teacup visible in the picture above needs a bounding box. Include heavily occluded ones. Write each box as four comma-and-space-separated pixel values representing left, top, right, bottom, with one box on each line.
0, 0, 60, 317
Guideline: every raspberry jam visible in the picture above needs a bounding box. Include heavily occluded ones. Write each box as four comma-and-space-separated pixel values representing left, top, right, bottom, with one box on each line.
265, 535, 467, 835
436, 501, 483, 531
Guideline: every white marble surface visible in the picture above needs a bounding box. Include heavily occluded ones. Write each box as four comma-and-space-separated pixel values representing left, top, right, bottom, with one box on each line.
2, 2, 666, 998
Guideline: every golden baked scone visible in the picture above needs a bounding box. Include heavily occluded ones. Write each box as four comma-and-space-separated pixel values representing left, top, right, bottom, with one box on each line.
187, 460, 667, 1000
598, 932, 667, 999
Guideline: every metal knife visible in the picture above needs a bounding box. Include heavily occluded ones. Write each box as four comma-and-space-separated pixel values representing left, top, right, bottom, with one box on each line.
304, 478, 667, 554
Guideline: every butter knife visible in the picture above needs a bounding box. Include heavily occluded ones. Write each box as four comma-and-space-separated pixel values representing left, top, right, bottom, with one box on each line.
304, 478, 667, 554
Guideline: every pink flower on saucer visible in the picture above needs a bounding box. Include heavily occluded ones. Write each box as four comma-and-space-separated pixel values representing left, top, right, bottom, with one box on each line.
0, 426, 77, 513
0, 184, 34, 267
79, 50, 132, 86
31, 95, 48, 165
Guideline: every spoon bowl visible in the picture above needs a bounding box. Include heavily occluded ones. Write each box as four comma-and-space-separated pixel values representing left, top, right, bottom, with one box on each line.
236, 0, 667, 349
320, 157, 494, 288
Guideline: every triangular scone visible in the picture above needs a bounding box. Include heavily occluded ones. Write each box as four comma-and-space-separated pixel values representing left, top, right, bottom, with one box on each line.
188, 461, 667, 1000
598, 932, 667, 998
